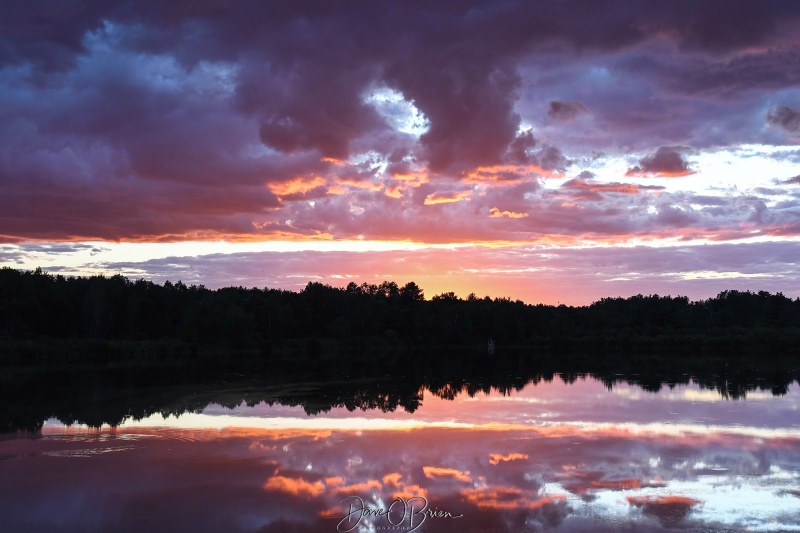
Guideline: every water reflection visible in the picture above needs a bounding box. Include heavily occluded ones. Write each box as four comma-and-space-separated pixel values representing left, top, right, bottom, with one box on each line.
1, 376, 799, 532
1, 362, 798, 432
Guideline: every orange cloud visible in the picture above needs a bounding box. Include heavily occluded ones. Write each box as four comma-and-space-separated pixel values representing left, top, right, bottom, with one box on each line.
558, 469, 666, 495
324, 476, 344, 488
559, 178, 664, 197
335, 479, 382, 496
319, 506, 344, 519
464, 164, 557, 183
384, 185, 404, 199
627, 496, 701, 506
269, 176, 327, 197
489, 453, 528, 465
391, 485, 428, 500
263, 475, 325, 498
381, 472, 428, 500
592, 478, 642, 490
489, 208, 528, 219
461, 487, 566, 510
422, 466, 471, 483
627, 495, 703, 526
424, 190, 472, 205
325, 184, 348, 195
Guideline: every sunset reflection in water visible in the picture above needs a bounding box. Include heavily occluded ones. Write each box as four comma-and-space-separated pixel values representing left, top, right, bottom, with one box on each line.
1, 377, 799, 532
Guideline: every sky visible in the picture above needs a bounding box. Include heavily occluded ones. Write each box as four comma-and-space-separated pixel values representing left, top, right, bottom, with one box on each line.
1, 0, 800, 304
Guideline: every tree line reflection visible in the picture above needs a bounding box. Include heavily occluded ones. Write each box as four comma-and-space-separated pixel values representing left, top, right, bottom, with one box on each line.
1, 355, 796, 432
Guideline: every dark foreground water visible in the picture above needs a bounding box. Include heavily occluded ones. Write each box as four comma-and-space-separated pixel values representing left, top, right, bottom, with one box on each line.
1, 374, 799, 532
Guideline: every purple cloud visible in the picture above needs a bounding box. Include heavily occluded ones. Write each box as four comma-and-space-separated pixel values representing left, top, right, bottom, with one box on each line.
626, 147, 695, 177
768, 106, 800, 132
547, 101, 588, 121
1, 1, 800, 243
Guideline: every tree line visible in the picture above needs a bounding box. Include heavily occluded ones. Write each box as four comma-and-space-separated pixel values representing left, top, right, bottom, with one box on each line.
1, 266, 799, 365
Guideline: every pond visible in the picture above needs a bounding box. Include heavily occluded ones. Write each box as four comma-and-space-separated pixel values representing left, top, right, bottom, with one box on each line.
1, 372, 799, 532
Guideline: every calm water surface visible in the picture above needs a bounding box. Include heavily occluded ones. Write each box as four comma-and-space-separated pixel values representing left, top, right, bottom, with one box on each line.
1, 376, 799, 532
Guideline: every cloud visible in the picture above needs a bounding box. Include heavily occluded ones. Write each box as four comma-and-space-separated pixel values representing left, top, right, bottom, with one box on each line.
547, 101, 588, 121
2, 1, 800, 243
263, 476, 326, 498
423, 190, 472, 206
627, 496, 702, 528
559, 177, 664, 201
768, 106, 800, 132
489, 453, 528, 465
68, 240, 800, 306
489, 208, 528, 219
626, 147, 695, 177
503, 131, 569, 172
504, 131, 538, 165
637, 1, 800, 54
422, 466, 472, 483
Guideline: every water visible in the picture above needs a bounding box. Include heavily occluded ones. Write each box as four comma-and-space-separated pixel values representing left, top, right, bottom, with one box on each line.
1, 374, 799, 532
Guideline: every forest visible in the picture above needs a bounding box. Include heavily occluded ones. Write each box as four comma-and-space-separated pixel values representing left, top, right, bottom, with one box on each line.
1, 266, 800, 369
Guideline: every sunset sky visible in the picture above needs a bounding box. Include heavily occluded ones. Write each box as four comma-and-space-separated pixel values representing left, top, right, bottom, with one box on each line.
2, 0, 799, 304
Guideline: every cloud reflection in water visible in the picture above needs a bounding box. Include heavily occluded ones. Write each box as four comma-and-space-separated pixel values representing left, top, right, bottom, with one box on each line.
1, 379, 799, 532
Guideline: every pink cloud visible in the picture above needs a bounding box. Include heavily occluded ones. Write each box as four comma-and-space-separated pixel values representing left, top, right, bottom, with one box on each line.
626, 147, 696, 178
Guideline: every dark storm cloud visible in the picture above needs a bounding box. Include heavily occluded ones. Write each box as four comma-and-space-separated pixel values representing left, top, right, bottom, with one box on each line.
626, 147, 695, 177
504, 131, 539, 165
768, 106, 800, 133
626, 0, 800, 54
547, 101, 587, 121
119, 0, 647, 172
503, 131, 569, 171
676, 49, 800, 96
0, 0, 109, 72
